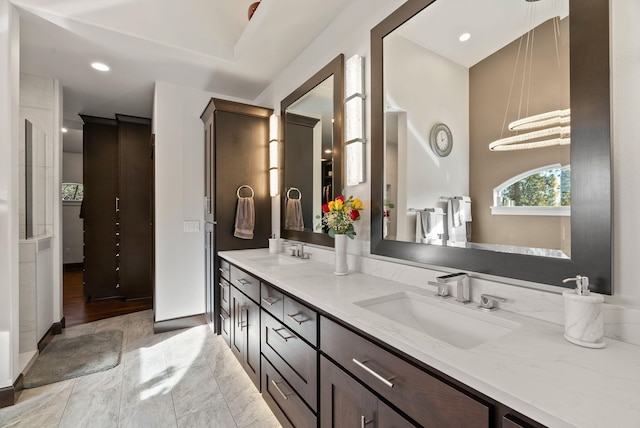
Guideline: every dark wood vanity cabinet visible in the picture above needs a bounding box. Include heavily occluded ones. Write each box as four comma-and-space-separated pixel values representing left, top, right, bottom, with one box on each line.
320, 356, 415, 428
320, 317, 489, 428
218, 258, 547, 428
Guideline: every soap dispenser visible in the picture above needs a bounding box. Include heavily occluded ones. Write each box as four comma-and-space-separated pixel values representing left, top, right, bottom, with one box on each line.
562, 275, 605, 348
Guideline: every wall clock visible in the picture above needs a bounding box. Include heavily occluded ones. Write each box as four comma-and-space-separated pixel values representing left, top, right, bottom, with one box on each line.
429, 123, 453, 157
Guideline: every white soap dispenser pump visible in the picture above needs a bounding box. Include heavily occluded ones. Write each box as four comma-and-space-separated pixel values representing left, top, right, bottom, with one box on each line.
562, 275, 605, 348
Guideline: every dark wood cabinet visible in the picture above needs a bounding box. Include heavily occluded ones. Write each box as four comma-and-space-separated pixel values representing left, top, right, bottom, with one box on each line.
230, 285, 260, 390
219, 257, 547, 428
81, 114, 153, 301
200, 99, 273, 334
321, 356, 414, 428
321, 316, 489, 428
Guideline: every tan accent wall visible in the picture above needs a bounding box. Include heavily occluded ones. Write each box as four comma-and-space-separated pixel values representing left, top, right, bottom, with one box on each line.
469, 17, 570, 253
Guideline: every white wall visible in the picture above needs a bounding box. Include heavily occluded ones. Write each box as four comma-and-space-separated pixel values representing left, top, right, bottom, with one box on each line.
153, 81, 252, 322
0, 0, 21, 388
385, 34, 469, 240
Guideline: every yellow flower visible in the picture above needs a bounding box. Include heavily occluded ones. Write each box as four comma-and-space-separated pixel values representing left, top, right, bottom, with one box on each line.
351, 198, 363, 210
328, 201, 335, 211
334, 199, 343, 211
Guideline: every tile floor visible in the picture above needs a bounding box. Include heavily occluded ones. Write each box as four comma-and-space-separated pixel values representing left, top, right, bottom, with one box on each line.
0, 310, 281, 428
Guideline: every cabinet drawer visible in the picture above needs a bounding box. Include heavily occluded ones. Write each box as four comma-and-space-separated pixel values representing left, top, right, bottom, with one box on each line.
320, 317, 489, 428
219, 258, 231, 281
230, 265, 260, 303
283, 295, 317, 346
219, 277, 231, 316
262, 356, 316, 428
261, 282, 284, 320
261, 310, 317, 411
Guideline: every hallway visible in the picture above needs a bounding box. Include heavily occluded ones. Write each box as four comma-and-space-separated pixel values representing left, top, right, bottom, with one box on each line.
0, 310, 280, 427
63, 269, 153, 327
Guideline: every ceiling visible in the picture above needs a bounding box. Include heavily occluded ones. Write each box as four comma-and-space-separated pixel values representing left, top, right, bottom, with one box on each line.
13, 0, 354, 132
396, 0, 569, 68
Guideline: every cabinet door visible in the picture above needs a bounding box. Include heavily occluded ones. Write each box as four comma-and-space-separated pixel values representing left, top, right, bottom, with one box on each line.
378, 401, 416, 428
230, 286, 245, 362
117, 118, 152, 299
245, 297, 261, 390
82, 119, 119, 300
321, 356, 377, 428
204, 223, 214, 327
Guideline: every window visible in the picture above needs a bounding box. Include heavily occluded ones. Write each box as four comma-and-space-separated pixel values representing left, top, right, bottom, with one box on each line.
62, 183, 84, 201
491, 164, 570, 216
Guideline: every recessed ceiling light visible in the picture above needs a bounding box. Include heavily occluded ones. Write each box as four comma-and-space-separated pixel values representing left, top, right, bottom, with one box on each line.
61, 127, 68, 133
459, 33, 471, 42
91, 62, 110, 72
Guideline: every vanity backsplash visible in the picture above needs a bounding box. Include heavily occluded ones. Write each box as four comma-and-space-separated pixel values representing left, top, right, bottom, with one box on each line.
283, 241, 640, 347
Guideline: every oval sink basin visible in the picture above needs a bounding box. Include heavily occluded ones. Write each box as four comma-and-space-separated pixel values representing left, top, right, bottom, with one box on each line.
355, 291, 520, 349
246, 254, 306, 267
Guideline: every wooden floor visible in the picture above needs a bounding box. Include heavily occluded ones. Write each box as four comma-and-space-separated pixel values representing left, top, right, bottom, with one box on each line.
63, 268, 153, 327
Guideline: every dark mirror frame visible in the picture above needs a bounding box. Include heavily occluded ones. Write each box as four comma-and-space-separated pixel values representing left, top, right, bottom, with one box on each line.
280, 54, 344, 247
371, 0, 612, 294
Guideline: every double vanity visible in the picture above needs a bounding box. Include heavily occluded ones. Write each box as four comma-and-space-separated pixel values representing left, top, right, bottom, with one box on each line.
217, 249, 640, 428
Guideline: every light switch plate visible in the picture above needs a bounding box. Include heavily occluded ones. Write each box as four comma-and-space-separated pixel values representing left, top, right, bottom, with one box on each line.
183, 220, 200, 232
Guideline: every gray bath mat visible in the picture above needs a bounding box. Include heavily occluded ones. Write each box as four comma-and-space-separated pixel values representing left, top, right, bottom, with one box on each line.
23, 330, 123, 389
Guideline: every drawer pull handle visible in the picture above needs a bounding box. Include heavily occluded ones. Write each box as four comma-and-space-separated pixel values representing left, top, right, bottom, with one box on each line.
218, 267, 229, 274
236, 278, 250, 286
271, 327, 295, 342
361, 415, 373, 428
239, 307, 248, 331
219, 311, 229, 321
352, 358, 394, 388
271, 379, 293, 400
218, 282, 227, 290
262, 297, 280, 306
286, 312, 308, 325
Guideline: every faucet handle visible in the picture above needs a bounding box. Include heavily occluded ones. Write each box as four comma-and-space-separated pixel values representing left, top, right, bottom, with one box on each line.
479, 294, 507, 312
428, 281, 451, 298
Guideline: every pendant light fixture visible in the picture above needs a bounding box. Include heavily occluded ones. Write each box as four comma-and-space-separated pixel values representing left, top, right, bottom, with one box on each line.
489, 1, 569, 151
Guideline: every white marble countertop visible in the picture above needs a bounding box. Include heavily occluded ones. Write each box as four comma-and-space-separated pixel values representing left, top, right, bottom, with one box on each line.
219, 249, 640, 428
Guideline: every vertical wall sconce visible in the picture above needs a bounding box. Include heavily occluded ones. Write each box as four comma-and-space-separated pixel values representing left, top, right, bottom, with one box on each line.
269, 114, 279, 197
344, 54, 365, 186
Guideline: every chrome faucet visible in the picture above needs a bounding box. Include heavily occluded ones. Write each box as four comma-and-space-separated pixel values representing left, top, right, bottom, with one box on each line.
479, 294, 507, 312
289, 243, 309, 259
428, 272, 469, 301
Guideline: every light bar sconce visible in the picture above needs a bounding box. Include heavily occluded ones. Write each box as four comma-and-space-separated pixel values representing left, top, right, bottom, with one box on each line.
269, 114, 279, 197
344, 54, 365, 186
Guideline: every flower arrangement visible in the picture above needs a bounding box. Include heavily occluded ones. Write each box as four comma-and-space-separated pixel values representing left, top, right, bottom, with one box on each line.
317, 195, 363, 238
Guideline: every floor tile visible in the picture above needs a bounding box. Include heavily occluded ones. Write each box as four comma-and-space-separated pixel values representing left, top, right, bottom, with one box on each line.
177, 400, 238, 428
119, 392, 177, 428
58, 384, 121, 428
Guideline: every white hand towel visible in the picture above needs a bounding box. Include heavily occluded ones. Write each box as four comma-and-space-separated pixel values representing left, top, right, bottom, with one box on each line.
234, 196, 255, 239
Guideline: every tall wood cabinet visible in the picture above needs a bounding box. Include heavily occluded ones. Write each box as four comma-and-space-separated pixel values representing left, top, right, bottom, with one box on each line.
81, 114, 153, 301
200, 98, 273, 331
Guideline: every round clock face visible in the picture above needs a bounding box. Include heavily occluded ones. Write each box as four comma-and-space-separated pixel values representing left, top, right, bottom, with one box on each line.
430, 123, 453, 157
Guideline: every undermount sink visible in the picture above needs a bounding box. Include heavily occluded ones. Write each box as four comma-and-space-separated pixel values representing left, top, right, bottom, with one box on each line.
355, 291, 520, 350
246, 254, 306, 267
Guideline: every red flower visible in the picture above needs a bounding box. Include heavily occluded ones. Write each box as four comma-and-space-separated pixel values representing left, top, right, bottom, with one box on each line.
322, 203, 329, 213
349, 209, 360, 221
335, 195, 345, 203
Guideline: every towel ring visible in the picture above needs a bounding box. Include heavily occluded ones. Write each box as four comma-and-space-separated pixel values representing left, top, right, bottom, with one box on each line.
286, 187, 301, 200
237, 185, 255, 198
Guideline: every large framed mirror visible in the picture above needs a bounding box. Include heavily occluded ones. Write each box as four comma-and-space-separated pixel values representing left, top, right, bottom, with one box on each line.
280, 54, 344, 246
371, 0, 612, 293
